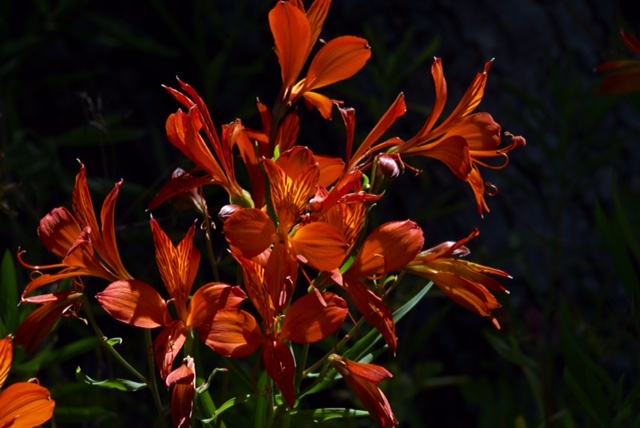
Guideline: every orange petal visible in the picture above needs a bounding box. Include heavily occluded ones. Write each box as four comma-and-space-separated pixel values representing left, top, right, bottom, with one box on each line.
235, 256, 276, 323
466, 166, 490, 216
0, 383, 55, 428
154, 321, 187, 380
166, 358, 195, 428
341, 278, 397, 354
305, 0, 332, 58
72, 163, 100, 246
349, 220, 424, 277
187, 283, 247, 328
264, 241, 299, 313
276, 111, 300, 152
430, 272, 501, 317
280, 292, 348, 344
98, 177, 131, 279
414, 57, 448, 141
304, 36, 371, 91
405, 135, 471, 180
449, 113, 502, 153
223, 208, 276, 258
302, 91, 335, 119
202, 309, 262, 358
37, 207, 82, 259
14, 292, 83, 353
269, 1, 311, 89
290, 222, 348, 271
0, 337, 11, 389
315, 155, 345, 189
263, 339, 296, 408
96, 280, 170, 329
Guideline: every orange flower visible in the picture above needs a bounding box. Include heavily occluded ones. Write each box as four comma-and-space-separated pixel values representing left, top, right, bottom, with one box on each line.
149, 79, 254, 210
392, 58, 525, 215
0, 337, 55, 427
328, 354, 398, 428
96, 218, 247, 379
15, 163, 131, 352
596, 29, 640, 95
333, 220, 424, 354
404, 228, 510, 329
223, 147, 348, 312
269, 0, 371, 120
205, 257, 349, 408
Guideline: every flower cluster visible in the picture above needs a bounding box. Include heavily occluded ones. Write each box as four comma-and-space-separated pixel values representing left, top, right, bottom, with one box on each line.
16, 1, 524, 426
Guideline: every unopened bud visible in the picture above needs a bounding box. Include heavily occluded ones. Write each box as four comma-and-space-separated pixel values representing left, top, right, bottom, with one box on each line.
376, 155, 401, 180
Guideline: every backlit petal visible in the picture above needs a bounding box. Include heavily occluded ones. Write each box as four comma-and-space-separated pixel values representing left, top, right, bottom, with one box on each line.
187, 283, 247, 328
349, 220, 424, 277
304, 36, 371, 91
280, 292, 348, 344
96, 280, 169, 329
37, 207, 81, 259
290, 222, 348, 271
0, 337, 12, 389
224, 208, 276, 258
202, 309, 262, 358
269, 1, 311, 89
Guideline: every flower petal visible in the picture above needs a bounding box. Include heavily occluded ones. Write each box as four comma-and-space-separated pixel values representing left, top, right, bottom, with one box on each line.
263, 338, 296, 408
154, 321, 187, 380
96, 280, 169, 329
280, 292, 348, 344
290, 222, 348, 272
224, 208, 276, 258
269, 1, 311, 89
349, 220, 424, 277
187, 283, 247, 328
0, 337, 12, 389
37, 207, 82, 259
304, 36, 371, 91
0, 382, 55, 428
201, 309, 262, 358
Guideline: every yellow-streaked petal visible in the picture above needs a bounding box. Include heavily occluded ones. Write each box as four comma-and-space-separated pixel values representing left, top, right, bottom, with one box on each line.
0, 337, 12, 389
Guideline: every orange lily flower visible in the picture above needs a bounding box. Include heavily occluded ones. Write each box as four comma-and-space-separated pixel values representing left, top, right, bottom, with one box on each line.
0, 337, 55, 427
269, 0, 371, 120
404, 228, 510, 329
391, 58, 525, 215
15, 163, 131, 352
333, 220, 424, 354
149, 79, 254, 210
96, 218, 247, 379
596, 29, 640, 95
328, 354, 398, 428
223, 146, 348, 312
205, 257, 349, 408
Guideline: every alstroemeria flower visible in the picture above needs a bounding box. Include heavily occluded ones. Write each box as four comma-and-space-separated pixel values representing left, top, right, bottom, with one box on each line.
333, 220, 424, 354
269, 0, 371, 120
96, 218, 247, 379
596, 29, 640, 95
328, 354, 398, 428
0, 337, 55, 427
391, 58, 525, 215
15, 163, 131, 352
149, 79, 254, 210
205, 257, 349, 408
224, 147, 348, 312
404, 228, 510, 328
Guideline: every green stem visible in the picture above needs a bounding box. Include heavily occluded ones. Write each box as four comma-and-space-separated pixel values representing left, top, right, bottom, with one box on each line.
82, 295, 147, 384
294, 344, 309, 392
203, 214, 221, 282
145, 330, 169, 428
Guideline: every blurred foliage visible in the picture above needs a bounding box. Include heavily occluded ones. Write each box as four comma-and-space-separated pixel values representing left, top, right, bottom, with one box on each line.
1, 0, 639, 427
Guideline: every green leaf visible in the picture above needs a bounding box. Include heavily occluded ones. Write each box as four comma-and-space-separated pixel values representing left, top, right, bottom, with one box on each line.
291, 408, 369, 423
75, 366, 147, 392
0, 250, 19, 336
207, 393, 256, 421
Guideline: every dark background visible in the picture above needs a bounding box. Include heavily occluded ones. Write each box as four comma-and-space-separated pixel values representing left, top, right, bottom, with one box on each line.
2, 0, 640, 426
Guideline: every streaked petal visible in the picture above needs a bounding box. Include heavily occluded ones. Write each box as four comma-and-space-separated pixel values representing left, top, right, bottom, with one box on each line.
37, 207, 81, 259
0, 337, 12, 389
405, 135, 471, 180
154, 321, 187, 380
96, 280, 169, 329
280, 292, 348, 344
